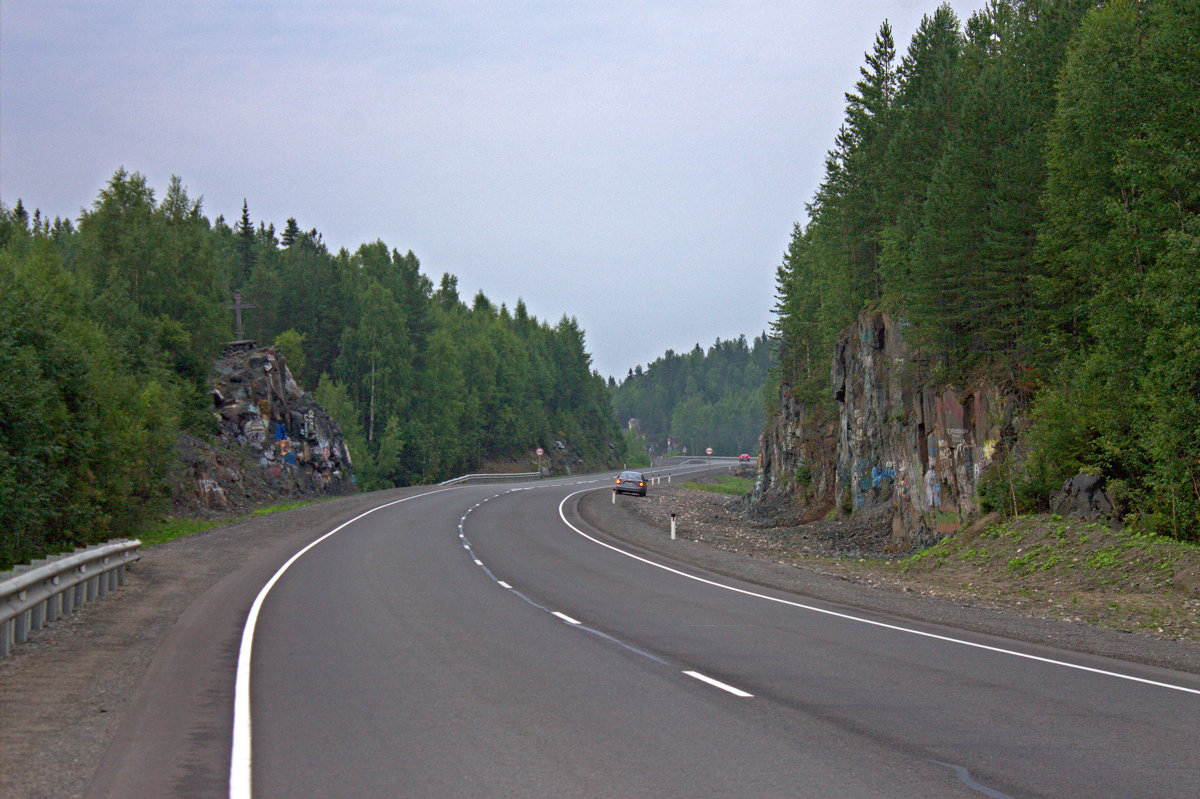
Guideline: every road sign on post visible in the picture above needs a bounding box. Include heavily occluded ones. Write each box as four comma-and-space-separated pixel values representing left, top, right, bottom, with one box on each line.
705, 447, 713, 456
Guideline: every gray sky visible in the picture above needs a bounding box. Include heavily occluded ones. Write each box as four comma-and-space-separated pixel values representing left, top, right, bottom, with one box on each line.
2, 1, 985, 380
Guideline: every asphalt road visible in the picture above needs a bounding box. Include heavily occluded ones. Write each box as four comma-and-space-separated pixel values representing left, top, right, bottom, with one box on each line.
92, 469, 1200, 798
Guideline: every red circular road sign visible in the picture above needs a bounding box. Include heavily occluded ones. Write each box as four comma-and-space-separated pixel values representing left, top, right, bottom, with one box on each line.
705, 446, 713, 455
536, 447, 544, 456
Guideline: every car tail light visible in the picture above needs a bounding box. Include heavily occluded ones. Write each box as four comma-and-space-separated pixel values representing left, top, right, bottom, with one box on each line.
638, 481, 645, 487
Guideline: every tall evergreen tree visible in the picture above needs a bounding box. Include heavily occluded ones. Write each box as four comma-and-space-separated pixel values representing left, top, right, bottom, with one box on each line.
235, 199, 255, 288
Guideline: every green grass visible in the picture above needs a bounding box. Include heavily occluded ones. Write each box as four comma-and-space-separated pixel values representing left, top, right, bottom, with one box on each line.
138, 500, 316, 547
682, 476, 755, 495
899, 513, 1200, 594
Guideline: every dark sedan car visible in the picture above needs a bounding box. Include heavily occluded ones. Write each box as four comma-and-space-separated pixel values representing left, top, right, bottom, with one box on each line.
614, 470, 648, 497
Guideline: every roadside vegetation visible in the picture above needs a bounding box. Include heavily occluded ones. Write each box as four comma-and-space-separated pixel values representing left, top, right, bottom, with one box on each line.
771, 0, 1200, 541
883, 514, 1200, 639
136, 501, 316, 548
611, 334, 769, 458
682, 476, 756, 496
0, 176, 626, 569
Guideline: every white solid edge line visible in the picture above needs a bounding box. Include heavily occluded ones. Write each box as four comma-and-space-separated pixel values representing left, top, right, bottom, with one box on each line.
553, 611, 582, 625
556, 489, 1200, 697
229, 486, 458, 799
684, 670, 754, 697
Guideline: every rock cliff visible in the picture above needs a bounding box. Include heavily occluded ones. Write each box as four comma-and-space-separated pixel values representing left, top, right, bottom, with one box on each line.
758, 312, 1023, 551
172, 344, 356, 514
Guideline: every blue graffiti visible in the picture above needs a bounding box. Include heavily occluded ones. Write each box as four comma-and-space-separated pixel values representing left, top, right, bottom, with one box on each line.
872, 466, 896, 488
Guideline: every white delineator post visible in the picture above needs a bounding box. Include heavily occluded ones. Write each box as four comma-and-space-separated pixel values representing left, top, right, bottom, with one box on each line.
670, 513, 676, 540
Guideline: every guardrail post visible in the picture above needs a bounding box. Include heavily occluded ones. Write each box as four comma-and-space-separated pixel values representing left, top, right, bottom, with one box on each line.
46, 589, 61, 623
1, 620, 11, 656
14, 608, 29, 644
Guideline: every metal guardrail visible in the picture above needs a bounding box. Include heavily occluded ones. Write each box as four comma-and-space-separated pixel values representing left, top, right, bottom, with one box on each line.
1, 540, 141, 657
438, 471, 542, 487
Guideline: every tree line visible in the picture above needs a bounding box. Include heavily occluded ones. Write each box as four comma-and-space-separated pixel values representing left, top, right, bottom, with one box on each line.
0, 172, 624, 567
611, 334, 770, 457
772, 0, 1199, 539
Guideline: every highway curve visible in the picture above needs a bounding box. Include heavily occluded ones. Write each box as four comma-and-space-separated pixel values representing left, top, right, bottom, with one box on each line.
87, 469, 1199, 798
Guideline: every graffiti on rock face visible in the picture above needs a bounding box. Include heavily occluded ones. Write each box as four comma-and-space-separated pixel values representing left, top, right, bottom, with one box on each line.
925, 469, 942, 507
244, 416, 268, 446
872, 465, 896, 488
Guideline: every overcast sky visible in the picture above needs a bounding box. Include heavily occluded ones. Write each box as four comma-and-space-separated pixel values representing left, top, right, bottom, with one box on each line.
2, 1, 986, 380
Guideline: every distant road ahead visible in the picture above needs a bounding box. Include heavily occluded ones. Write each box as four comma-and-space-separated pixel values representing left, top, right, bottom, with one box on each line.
238, 470, 1198, 798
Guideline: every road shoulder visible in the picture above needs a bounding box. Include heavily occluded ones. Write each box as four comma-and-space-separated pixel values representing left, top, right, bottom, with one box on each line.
577, 488, 1200, 675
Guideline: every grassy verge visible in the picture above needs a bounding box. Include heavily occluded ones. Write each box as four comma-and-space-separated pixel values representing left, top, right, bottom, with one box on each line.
886, 514, 1200, 639
138, 500, 315, 548
682, 476, 755, 495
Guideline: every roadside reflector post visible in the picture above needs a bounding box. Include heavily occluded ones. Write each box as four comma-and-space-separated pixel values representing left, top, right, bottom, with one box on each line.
671, 513, 676, 540
612, 489, 616, 504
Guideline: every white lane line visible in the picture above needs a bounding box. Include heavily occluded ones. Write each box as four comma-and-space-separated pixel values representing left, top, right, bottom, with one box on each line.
553, 611, 582, 625
229, 486, 459, 799
557, 489, 1200, 697
684, 670, 754, 697
498, 581, 512, 589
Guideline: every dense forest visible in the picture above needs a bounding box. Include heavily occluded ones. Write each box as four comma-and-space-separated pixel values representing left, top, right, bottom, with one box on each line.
0, 173, 624, 566
611, 334, 770, 457
772, 0, 1199, 539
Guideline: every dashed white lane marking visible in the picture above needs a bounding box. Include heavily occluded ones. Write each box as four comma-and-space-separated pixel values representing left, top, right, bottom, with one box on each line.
684, 670, 753, 697
456, 469, 763, 698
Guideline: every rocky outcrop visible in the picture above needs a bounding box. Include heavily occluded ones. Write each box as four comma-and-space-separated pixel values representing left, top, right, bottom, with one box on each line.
1051, 474, 1116, 521
757, 384, 838, 521
759, 312, 1023, 551
173, 345, 355, 514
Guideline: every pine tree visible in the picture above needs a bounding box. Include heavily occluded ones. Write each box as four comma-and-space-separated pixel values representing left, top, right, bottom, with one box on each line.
235, 199, 255, 287
280, 217, 299, 248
